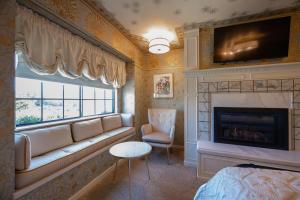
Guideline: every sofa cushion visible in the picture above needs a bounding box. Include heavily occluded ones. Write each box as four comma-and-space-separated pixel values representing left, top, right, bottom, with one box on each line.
100, 127, 135, 144
102, 115, 122, 132
15, 133, 31, 170
72, 118, 103, 142
15, 127, 135, 189
121, 113, 133, 127
21, 125, 73, 157
142, 132, 171, 144
15, 149, 74, 189
62, 127, 136, 162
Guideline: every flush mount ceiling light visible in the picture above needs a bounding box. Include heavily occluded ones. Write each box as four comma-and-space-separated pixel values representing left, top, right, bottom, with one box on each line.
144, 28, 175, 54
149, 37, 170, 54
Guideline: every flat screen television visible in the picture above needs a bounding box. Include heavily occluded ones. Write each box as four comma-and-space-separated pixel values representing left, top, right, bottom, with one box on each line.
214, 16, 290, 63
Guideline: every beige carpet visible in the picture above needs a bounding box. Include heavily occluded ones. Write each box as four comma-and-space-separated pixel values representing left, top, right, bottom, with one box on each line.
77, 149, 204, 200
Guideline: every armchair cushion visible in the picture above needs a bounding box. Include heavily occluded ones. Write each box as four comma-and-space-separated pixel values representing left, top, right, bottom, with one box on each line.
148, 109, 176, 138
141, 124, 152, 136
142, 132, 171, 144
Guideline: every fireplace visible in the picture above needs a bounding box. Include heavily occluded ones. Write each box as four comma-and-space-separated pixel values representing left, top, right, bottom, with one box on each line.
214, 107, 289, 150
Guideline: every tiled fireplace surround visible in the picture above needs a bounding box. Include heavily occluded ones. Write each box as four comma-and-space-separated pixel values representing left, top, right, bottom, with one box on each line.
184, 62, 300, 166
197, 78, 300, 150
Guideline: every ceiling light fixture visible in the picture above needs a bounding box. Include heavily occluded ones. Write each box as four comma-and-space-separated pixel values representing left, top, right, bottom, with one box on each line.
149, 37, 170, 54
144, 28, 175, 54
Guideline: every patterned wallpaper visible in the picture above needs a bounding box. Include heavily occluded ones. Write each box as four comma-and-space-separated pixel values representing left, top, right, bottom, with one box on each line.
144, 49, 184, 70
141, 49, 185, 145
134, 66, 146, 140
142, 68, 185, 145
199, 11, 300, 69
0, 0, 16, 199
121, 63, 135, 115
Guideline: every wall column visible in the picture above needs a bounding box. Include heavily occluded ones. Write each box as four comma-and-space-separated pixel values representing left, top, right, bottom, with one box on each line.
0, 1, 16, 199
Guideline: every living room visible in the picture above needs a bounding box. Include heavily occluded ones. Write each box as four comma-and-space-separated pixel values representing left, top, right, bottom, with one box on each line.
1, 0, 300, 200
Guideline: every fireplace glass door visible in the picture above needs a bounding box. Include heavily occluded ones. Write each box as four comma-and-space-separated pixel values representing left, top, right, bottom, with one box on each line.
214, 107, 289, 150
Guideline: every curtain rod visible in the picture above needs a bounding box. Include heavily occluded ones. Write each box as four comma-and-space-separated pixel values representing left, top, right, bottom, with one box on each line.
16, 0, 133, 64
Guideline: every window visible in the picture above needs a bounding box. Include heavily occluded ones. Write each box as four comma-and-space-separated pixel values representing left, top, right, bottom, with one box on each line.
16, 77, 115, 126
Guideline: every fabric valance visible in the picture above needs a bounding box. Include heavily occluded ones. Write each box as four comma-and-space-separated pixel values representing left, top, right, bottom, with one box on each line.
15, 5, 126, 88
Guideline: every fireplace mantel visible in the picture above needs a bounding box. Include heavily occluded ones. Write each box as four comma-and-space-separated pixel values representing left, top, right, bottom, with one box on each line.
184, 62, 300, 81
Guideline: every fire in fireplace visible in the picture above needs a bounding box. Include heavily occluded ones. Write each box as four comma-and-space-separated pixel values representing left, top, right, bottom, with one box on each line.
214, 107, 289, 150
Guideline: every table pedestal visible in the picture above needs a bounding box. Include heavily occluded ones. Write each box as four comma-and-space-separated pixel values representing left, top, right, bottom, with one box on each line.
114, 157, 150, 200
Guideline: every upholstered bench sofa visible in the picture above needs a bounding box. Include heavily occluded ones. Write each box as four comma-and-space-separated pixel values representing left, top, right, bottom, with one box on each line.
14, 114, 135, 190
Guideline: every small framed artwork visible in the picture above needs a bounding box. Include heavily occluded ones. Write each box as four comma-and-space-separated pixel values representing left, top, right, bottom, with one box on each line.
153, 73, 173, 98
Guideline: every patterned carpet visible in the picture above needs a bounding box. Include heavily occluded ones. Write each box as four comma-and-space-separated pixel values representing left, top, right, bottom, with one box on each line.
77, 149, 204, 200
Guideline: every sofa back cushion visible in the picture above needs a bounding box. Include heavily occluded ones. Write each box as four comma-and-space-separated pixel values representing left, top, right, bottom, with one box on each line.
15, 133, 31, 170
121, 113, 133, 127
21, 124, 73, 157
71, 118, 103, 142
102, 115, 122, 132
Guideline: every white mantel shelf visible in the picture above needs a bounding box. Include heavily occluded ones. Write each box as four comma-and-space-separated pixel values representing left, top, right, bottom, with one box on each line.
197, 141, 300, 169
184, 62, 300, 78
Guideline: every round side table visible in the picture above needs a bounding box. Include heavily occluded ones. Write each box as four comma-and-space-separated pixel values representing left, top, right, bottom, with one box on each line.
109, 141, 152, 199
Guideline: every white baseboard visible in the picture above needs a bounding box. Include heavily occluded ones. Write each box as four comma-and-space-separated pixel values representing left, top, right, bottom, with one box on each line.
69, 159, 126, 200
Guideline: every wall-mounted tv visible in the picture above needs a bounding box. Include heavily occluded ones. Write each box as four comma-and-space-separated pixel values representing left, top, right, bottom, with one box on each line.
214, 16, 290, 63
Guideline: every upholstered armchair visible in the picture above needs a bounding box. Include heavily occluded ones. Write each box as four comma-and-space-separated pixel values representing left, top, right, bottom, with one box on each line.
141, 108, 177, 164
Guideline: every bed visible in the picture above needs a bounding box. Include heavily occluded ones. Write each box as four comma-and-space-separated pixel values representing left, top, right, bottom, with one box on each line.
194, 166, 300, 200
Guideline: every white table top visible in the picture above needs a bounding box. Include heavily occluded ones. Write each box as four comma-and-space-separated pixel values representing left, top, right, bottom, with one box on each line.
109, 141, 152, 159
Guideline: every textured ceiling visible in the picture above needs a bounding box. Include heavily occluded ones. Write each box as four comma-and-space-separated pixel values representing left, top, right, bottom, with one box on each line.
87, 0, 299, 52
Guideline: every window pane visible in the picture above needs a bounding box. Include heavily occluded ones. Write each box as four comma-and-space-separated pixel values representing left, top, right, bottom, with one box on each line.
43, 81, 63, 99
43, 100, 63, 121
105, 89, 113, 99
16, 100, 41, 125
83, 100, 95, 116
96, 100, 105, 114
64, 100, 80, 118
105, 100, 113, 113
95, 88, 105, 99
64, 84, 79, 99
83, 86, 94, 99
16, 77, 41, 98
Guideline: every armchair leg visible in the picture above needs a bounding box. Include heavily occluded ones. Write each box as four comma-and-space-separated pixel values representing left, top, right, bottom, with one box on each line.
167, 147, 170, 165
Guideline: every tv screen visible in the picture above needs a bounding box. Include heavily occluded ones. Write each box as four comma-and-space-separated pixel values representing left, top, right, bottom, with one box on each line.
214, 16, 290, 63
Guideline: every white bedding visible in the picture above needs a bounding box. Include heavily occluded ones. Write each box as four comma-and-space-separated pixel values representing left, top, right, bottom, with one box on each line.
194, 167, 300, 200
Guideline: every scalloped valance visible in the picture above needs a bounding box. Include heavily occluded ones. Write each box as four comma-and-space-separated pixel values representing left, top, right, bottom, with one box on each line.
15, 5, 126, 88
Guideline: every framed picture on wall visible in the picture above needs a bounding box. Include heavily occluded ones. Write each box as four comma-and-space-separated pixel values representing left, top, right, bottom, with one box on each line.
153, 73, 173, 98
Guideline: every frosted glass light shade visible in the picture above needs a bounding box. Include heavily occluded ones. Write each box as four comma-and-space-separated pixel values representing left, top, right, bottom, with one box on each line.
149, 38, 170, 54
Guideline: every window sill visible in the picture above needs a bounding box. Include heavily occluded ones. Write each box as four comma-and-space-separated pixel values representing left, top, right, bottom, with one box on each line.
15, 113, 119, 132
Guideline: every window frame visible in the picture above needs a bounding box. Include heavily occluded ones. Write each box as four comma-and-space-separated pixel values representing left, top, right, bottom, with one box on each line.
15, 78, 116, 127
